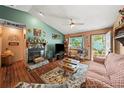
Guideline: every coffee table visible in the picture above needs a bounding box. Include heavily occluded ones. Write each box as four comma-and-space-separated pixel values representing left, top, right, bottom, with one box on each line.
60, 58, 88, 87
41, 58, 88, 87
60, 58, 80, 75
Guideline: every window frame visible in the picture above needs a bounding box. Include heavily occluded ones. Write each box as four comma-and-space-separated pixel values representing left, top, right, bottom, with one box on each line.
69, 36, 84, 49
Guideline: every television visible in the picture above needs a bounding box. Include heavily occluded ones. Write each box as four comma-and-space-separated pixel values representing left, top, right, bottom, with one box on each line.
55, 44, 64, 54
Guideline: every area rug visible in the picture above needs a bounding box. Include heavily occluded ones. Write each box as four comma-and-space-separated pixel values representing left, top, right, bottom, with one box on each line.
40, 67, 69, 84
15, 82, 68, 88
40, 64, 88, 87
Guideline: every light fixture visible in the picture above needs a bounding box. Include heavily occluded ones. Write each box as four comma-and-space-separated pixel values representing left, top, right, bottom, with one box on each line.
70, 23, 75, 28
23, 28, 26, 39
9, 27, 17, 34
10, 5, 16, 7
70, 19, 75, 28
9, 5, 17, 8
23, 28, 26, 35
39, 12, 44, 17
69, 18, 84, 28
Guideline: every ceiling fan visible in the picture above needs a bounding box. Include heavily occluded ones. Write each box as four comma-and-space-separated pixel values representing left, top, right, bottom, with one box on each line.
69, 19, 84, 28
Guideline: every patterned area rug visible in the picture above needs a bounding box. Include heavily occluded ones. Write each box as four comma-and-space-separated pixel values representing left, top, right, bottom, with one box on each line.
15, 82, 67, 88
40, 64, 88, 87
40, 67, 69, 84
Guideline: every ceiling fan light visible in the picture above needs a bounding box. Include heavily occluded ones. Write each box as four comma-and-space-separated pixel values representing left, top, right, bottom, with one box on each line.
10, 5, 16, 7
70, 24, 75, 28
39, 12, 44, 17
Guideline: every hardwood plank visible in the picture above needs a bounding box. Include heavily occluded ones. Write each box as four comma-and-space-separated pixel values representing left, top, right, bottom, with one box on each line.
0, 60, 60, 88
0, 68, 2, 87
2, 67, 7, 88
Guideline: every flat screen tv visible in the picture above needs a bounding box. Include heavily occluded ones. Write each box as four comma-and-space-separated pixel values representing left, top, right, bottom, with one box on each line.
55, 44, 64, 54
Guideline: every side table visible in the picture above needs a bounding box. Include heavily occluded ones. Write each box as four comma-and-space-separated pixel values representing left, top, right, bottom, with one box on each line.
1, 52, 14, 66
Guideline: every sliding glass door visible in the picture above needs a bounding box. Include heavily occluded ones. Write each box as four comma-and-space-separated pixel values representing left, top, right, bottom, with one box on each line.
91, 32, 111, 58
91, 34, 106, 58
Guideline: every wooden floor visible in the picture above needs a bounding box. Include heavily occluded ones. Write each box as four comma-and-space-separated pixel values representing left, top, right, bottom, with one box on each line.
0, 60, 60, 88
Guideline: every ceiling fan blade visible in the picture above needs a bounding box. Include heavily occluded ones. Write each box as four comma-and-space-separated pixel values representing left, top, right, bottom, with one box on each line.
74, 23, 84, 25
69, 18, 73, 23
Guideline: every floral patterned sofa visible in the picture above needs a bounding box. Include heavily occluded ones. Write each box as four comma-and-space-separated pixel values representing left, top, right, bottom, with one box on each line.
84, 53, 124, 88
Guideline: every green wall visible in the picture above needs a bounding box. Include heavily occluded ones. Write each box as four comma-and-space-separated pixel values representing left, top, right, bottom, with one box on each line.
0, 6, 64, 58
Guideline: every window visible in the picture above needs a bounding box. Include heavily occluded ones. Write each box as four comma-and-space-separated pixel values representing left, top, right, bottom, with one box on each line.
69, 36, 83, 49
91, 34, 106, 57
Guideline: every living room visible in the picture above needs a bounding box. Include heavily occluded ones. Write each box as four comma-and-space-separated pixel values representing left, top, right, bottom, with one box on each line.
0, 5, 124, 88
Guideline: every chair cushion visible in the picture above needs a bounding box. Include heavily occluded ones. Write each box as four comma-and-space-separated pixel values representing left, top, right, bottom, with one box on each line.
105, 53, 124, 75
86, 71, 110, 84
93, 57, 105, 64
88, 61, 107, 76
69, 49, 78, 57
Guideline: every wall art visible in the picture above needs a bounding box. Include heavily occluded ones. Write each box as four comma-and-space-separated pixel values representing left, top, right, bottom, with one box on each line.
33, 28, 42, 36
52, 33, 61, 39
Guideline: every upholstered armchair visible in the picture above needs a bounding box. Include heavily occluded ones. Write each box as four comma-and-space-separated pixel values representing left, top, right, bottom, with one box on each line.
68, 49, 78, 58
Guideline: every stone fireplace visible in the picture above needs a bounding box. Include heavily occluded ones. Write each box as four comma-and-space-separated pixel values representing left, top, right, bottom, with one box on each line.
28, 42, 46, 64
28, 48, 45, 63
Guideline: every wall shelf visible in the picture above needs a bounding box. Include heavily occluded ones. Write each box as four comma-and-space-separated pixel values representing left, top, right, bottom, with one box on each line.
113, 8, 124, 52
115, 34, 124, 39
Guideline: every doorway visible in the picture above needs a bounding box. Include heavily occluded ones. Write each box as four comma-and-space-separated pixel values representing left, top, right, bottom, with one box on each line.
0, 25, 26, 67
91, 31, 111, 59
91, 34, 106, 58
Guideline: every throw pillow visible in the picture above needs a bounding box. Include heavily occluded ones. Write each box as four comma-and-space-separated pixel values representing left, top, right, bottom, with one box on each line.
93, 57, 105, 64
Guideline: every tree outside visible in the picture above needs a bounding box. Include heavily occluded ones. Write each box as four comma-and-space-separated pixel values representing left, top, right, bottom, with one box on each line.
92, 34, 106, 57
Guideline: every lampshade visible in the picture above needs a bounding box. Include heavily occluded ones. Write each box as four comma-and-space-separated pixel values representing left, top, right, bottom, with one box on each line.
23, 28, 27, 34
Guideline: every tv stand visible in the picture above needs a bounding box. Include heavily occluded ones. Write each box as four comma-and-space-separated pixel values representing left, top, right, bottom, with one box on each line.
55, 51, 64, 60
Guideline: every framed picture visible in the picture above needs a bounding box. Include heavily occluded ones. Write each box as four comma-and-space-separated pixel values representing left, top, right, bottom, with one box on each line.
8, 34, 20, 46
33, 28, 42, 36
52, 33, 61, 39
8, 42, 19, 46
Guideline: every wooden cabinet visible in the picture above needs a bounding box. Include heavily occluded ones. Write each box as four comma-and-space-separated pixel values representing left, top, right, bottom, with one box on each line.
113, 8, 124, 53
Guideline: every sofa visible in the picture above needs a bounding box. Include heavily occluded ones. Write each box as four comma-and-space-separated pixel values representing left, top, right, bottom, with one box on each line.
84, 53, 124, 88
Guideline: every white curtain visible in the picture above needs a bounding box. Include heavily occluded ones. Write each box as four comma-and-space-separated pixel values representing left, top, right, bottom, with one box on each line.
105, 31, 111, 55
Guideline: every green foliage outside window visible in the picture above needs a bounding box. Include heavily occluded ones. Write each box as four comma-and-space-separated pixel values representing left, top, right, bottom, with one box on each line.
69, 37, 83, 48
92, 34, 106, 57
